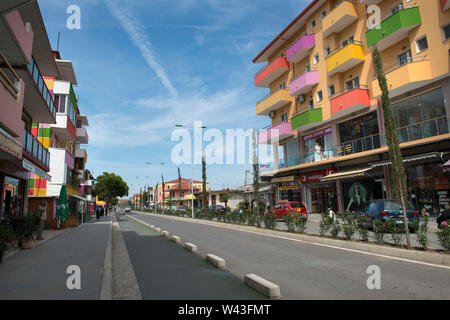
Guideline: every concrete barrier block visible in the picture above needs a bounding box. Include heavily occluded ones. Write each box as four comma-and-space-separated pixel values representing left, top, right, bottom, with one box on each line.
185, 242, 198, 253
162, 231, 169, 237
170, 235, 181, 243
155, 228, 161, 232
245, 274, 281, 299
150, 225, 155, 229
205, 254, 226, 268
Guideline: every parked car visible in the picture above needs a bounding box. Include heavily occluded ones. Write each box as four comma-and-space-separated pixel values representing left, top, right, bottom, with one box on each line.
271, 201, 308, 220
124, 207, 131, 213
168, 205, 178, 211
360, 200, 420, 232
437, 209, 450, 229
209, 205, 226, 214
178, 205, 188, 211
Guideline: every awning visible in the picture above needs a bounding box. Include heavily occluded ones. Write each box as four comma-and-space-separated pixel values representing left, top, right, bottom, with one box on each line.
184, 194, 196, 200
22, 159, 51, 181
444, 160, 450, 173
370, 152, 440, 168
69, 194, 86, 201
321, 168, 373, 182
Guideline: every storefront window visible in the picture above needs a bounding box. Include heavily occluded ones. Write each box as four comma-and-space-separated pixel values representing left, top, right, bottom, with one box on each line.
342, 179, 383, 213
338, 112, 380, 156
1, 176, 23, 221
279, 183, 301, 202
393, 88, 448, 143
302, 127, 333, 163
307, 183, 337, 214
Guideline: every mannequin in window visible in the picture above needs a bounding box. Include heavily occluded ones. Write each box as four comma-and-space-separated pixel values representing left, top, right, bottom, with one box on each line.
314, 140, 324, 162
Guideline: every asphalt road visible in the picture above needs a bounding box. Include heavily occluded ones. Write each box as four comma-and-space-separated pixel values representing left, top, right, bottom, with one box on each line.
129, 211, 450, 300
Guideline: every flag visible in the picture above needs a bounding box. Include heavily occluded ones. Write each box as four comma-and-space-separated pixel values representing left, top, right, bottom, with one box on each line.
56, 185, 69, 222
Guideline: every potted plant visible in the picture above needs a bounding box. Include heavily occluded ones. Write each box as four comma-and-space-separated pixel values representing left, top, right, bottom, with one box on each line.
16, 213, 40, 249
0, 223, 13, 263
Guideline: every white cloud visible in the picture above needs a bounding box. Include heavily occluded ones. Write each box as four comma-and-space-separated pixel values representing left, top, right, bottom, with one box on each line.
105, 0, 178, 97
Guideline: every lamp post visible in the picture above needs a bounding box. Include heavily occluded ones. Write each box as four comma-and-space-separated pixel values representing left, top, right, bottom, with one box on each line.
146, 162, 165, 213
175, 124, 207, 219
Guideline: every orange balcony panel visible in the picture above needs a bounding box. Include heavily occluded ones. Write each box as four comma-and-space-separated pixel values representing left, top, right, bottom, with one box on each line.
254, 57, 289, 88
331, 88, 370, 115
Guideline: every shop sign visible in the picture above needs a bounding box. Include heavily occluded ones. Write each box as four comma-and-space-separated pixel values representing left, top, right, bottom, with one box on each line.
303, 127, 332, 141
272, 176, 296, 183
22, 159, 51, 181
299, 168, 337, 184
279, 185, 298, 191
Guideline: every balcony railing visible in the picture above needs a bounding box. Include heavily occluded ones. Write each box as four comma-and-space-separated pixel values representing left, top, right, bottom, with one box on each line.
398, 116, 450, 144
327, 40, 363, 58
0, 51, 21, 99
372, 55, 428, 80
256, 87, 286, 105
23, 128, 50, 168
330, 84, 368, 100
368, 2, 418, 31
26, 57, 57, 118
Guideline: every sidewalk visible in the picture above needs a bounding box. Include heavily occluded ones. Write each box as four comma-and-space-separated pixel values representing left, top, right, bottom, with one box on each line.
0, 216, 111, 300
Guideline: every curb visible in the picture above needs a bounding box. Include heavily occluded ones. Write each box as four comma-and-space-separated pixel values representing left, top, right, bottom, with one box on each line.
162, 231, 170, 237
185, 242, 198, 253
132, 211, 450, 268
170, 235, 181, 243
205, 254, 226, 268
100, 216, 113, 300
245, 274, 281, 300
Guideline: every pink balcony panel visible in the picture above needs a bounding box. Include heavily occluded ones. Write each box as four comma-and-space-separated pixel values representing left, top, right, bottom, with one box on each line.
289, 71, 319, 96
258, 122, 294, 144
4, 10, 34, 63
286, 34, 315, 63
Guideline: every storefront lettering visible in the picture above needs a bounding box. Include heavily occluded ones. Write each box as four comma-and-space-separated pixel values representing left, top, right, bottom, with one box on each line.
303, 127, 332, 142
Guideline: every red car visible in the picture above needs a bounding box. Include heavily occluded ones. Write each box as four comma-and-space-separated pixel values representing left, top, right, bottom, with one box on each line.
271, 202, 308, 220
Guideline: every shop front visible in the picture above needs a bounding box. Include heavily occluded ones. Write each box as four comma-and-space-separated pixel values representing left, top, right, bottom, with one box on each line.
271, 176, 301, 203
301, 169, 338, 214
302, 127, 333, 163
1, 174, 25, 222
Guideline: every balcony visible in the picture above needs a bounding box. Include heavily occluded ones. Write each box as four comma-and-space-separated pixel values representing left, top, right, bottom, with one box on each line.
289, 70, 319, 96
19, 57, 57, 123
397, 116, 450, 144
74, 148, 87, 160
442, 0, 450, 11
76, 127, 89, 144
330, 85, 370, 116
51, 114, 76, 140
258, 122, 295, 144
366, 5, 421, 51
254, 57, 289, 88
326, 41, 365, 76
371, 56, 432, 98
256, 88, 291, 116
360, 0, 381, 4
0, 51, 25, 139
23, 128, 50, 171
286, 34, 315, 63
260, 157, 301, 173
322, 0, 358, 38
291, 108, 323, 131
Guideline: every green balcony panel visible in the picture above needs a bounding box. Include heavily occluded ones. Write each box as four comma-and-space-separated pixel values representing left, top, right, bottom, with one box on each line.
291, 108, 323, 130
366, 7, 421, 50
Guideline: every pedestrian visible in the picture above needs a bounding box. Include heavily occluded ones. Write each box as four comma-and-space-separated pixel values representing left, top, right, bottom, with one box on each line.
36, 201, 47, 240
101, 206, 105, 217
105, 206, 108, 216
96, 206, 102, 221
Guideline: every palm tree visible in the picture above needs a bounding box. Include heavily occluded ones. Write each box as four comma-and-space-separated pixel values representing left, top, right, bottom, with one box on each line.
373, 47, 411, 248
202, 156, 208, 213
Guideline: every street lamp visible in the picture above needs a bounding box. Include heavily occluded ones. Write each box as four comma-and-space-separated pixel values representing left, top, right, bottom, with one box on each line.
175, 124, 207, 219
147, 162, 166, 213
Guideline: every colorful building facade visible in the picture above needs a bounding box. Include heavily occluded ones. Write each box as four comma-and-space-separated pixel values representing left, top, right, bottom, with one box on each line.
254, 0, 450, 215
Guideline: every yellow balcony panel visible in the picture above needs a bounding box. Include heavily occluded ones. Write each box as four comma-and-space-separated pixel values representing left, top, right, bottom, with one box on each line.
371, 56, 432, 98
256, 89, 292, 116
322, 0, 358, 38
326, 42, 365, 76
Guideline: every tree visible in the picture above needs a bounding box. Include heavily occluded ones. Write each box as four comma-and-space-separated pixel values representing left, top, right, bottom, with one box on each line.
220, 194, 231, 208
252, 130, 260, 213
178, 167, 182, 188
373, 47, 411, 248
202, 156, 208, 213
94, 172, 129, 209
161, 174, 165, 209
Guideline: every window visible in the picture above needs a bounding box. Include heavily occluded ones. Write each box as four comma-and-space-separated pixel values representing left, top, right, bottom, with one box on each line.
279, 82, 286, 90
442, 24, 450, 41
296, 95, 305, 104
320, 10, 326, 19
397, 50, 412, 66
308, 99, 314, 109
328, 85, 335, 97
281, 113, 288, 122
346, 77, 360, 91
305, 65, 311, 72
324, 47, 331, 57
316, 90, 323, 102
313, 54, 319, 64
59, 95, 67, 113
415, 36, 428, 52
341, 36, 354, 48
310, 19, 316, 28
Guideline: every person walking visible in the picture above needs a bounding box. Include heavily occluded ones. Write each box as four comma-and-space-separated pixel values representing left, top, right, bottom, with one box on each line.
95, 206, 102, 221
36, 201, 47, 240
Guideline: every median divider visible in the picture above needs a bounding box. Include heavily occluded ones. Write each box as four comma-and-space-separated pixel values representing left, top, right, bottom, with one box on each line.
245, 274, 281, 300
155, 227, 162, 233
185, 242, 198, 253
205, 254, 226, 268
170, 235, 181, 243
162, 231, 170, 237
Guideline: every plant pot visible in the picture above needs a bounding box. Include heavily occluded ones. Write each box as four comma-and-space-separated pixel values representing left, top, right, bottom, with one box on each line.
21, 240, 33, 249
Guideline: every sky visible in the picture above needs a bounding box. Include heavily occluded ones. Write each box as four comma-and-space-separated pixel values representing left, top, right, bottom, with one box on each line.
38, 0, 310, 195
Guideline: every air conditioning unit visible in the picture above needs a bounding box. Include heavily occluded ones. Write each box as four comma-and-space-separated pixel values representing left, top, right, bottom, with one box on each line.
269, 111, 276, 118
298, 94, 305, 103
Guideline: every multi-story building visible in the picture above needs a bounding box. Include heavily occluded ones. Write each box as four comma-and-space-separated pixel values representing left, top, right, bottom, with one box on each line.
154, 178, 210, 208
254, 0, 450, 215
1, 1, 58, 222
27, 50, 91, 228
